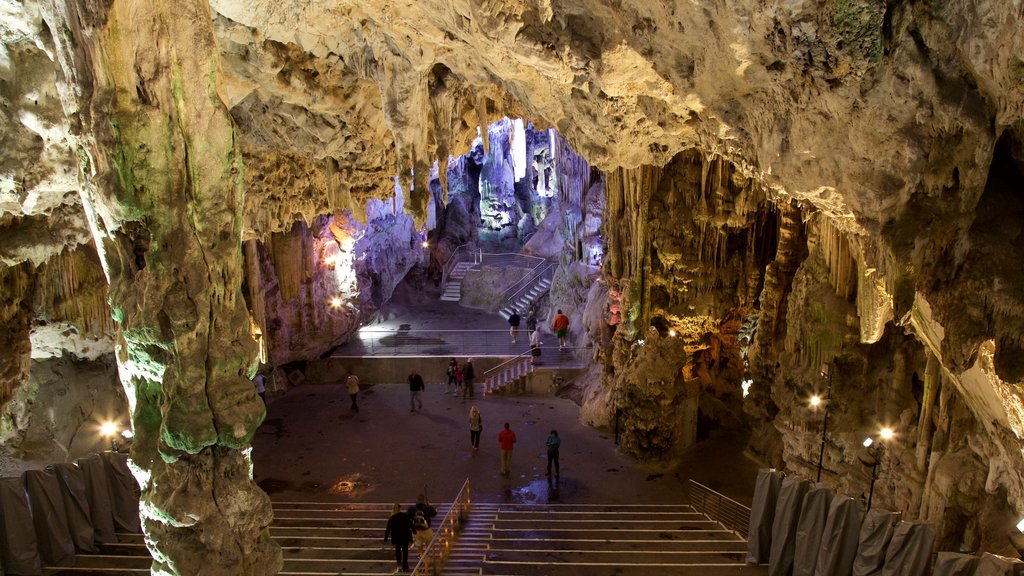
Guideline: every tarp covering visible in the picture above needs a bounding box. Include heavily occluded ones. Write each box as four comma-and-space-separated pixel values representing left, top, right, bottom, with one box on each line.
815, 494, 865, 576
851, 508, 898, 576
975, 553, 1023, 576
769, 476, 812, 576
932, 552, 979, 576
0, 476, 42, 575
49, 464, 97, 553
74, 454, 116, 544
793, 485, 835, 576
881, 521, 934, 576
101, 452, 141, 533
24, 470, 75, 567
747, 468, 784, 564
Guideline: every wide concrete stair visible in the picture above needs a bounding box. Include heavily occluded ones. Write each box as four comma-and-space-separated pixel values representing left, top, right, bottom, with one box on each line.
441, 261, 476, 302
446, 502, 764, 576
484, 357, 534, 395
43, 502, 451, 575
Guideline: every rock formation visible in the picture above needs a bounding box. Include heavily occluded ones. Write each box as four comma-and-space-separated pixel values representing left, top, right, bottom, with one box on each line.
0, 0, 1022, 570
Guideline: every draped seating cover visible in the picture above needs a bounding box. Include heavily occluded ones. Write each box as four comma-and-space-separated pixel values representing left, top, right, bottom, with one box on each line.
101, 452, 141, 534
975, 552, 1024, 576
747, 468, 784, 564
880, 521, 935, 576
24, 469, 76, 567
768, 476, 811, 576
49, 463, 98, 553
851, 508, 899, 576
932, 551, 980, 576
814, 494, 865, 576
0, 476, 42, 575
74, 454, 117, 543
792, 485, 835, 576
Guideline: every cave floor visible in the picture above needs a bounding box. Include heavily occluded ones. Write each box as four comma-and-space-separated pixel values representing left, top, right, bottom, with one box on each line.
252, 382, 763, 508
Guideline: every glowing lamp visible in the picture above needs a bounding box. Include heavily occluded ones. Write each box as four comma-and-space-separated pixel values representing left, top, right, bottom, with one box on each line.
668, 329, 677, 337
741, 379, 752, 398
810, 395, 822, 407
330, 297, 342, 309
100, 421, 119, 438
879, 427, 894, 440
1017, 517, 1024, 533
121, 429, 134, 440
863, 437, 874, 448
421, 241, 429, 248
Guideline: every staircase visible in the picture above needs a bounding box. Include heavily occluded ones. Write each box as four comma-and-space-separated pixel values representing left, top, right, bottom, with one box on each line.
441, 261, 476, 302
498, 277, 551, 320
444, 502, 761, 576
484, 357, 534, 395
43, 502, 451, 575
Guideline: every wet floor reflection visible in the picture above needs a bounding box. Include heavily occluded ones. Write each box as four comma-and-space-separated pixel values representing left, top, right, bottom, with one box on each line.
500, 474, 585, 504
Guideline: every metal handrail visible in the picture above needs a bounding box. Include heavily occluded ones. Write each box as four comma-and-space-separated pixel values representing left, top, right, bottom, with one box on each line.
442, 249, 547, 290
688, 479, 751, 538
483, 349, 535, 378
500, 260, 556, 311
412, 479, 471, 576
441, 244, 473, 289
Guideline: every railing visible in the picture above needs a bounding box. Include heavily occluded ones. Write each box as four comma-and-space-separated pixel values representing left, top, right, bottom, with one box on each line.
441, 244, 476, 290
412, 479, 471, 576
483, 348, 536, 378
441, 248, 547, 291
339, 329, 521, 356
500, 260, 557, 312
689, 479, 751, 538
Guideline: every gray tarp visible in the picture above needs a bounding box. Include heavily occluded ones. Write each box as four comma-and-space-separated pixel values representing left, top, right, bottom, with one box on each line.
793, 485, 835, 576
74, 454, 117, 543
881, 521, 935, 576
101, 452, 141, 533
815, 494, 865, 576
932, 552, 979, 576
975, 553, 1023, 576
748, 468, 784, 564
851, 508, 898, 576
0, 476, 41, 576
769, 476, 812, 576
49, 463, 97, 553
24, 470, 75, 567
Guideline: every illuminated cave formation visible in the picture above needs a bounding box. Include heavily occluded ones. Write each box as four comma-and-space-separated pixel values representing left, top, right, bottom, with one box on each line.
1, 0, 1023, 572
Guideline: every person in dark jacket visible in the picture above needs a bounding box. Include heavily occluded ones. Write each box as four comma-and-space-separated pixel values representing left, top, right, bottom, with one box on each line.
461, 359, 475, 400
405, 493, 437, 527
384, 502, 413, 571
508, 310, 521, 343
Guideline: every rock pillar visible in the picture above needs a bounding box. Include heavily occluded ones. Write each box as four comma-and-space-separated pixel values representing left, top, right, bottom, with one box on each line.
44, 0, 282, 573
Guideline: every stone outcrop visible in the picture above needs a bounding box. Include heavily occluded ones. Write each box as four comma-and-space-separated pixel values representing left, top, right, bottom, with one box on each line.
0, 0, 1022, 568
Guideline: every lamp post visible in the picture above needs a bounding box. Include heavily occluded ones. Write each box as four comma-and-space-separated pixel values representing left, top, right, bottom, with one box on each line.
813, 361, 834, 482
860, 427, 894, 510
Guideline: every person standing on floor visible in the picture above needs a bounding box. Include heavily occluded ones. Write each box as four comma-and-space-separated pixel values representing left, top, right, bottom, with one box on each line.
408, 369, 425, 413
546, 430, 561, 476
446, 358, 458, 395
346, 372, 360, 413
526, 307, 538, 333
384, 503, 413, 572
508, 310, 521, 344
253, 371, 267, 405
469, 406, 483, 453
462, 359, 475, 399
498, 422, 517, 478
552, 309, 570, 351
529, 327, 542, 365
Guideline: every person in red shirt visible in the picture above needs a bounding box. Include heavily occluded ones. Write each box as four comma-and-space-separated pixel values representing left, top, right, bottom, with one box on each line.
552, 309, 570, 351
498, 422, 517, 478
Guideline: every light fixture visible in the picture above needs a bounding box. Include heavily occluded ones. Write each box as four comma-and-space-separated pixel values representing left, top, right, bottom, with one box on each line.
421, 240, 429, 248
1017, 517, 1024, 533
121, 429, 134, 440
100, 421, 120, 451
330, 297, 342, 309
637, 339, 645, 347
813, 359, 835, 482
859, 426, 895, 510
879, 427, 894, 440
863, 437, 874, 448
668, 329, 676, 337
741, 379, 752, 398
810, 394, 822, 407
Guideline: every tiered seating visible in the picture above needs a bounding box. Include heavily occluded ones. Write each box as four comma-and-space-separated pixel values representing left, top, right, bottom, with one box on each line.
446, 502, 763, 576
44, 501, 452, 575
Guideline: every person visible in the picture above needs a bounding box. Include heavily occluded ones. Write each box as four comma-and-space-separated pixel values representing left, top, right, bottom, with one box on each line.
469, 406, 483, 453
526, 307, 538, 332
552, 309, 570, 351
411, 509, 433, 557
508, 310, 521, 344
446, 358, 458, 394
498, 422, 517, 478
406, 493, 437, 527
408, 370, 425, 413
529, 327, 542, 365
546, 430, 561, 476
383, 502, 413, 572
346, 372, 360, 413
462, 359, 475, 399
454, 362, 464, 397
253, 371, 267, 405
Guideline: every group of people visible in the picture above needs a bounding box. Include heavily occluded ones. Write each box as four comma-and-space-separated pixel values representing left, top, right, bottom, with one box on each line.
508, 308, 572, 361
383, 493, 438, 572
443, 358, 476, 399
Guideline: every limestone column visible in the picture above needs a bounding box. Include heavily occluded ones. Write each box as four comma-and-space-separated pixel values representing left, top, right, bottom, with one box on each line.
44, 0, 281, 573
